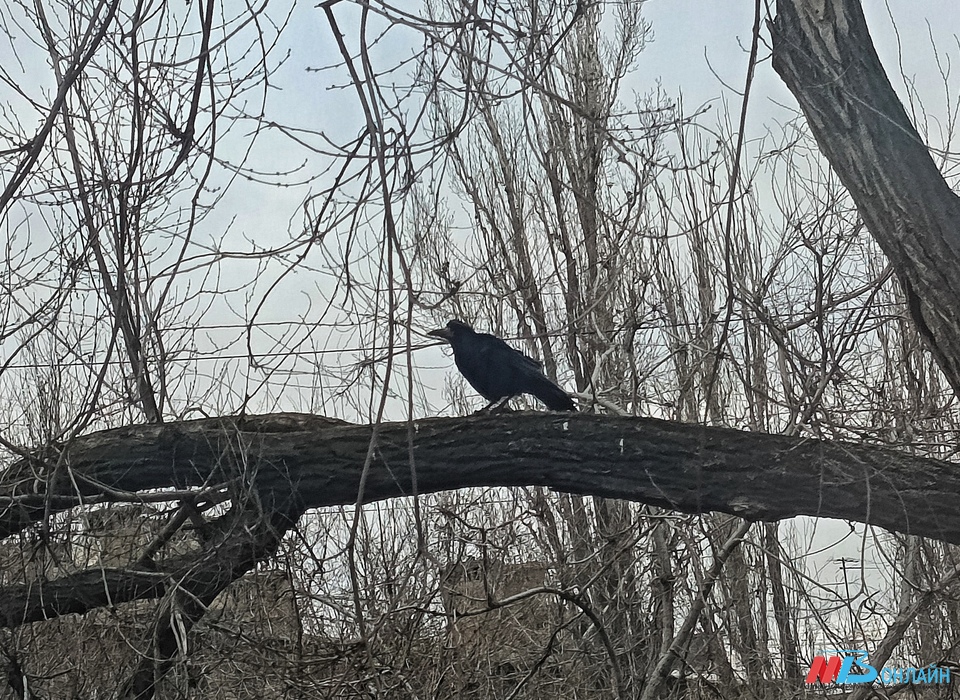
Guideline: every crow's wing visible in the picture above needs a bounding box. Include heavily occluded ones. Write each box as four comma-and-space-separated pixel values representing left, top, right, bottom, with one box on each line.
476, 332, 542, 370
477, 333, 575, 411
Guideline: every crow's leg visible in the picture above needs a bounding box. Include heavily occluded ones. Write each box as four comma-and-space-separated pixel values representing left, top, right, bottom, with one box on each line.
474, 396, 513, 414
489, 396, 512, 411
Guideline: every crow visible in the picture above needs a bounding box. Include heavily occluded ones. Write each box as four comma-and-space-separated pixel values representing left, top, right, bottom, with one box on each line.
429, 320, 576, 411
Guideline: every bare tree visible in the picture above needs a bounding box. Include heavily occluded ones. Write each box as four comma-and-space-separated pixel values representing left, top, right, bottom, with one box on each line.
2, 0, 960, 698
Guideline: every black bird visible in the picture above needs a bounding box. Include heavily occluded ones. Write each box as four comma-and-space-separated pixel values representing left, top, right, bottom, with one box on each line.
429, 320, 576, 411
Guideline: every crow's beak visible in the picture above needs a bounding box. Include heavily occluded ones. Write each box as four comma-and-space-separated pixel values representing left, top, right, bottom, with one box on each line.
428, 327, 453, 341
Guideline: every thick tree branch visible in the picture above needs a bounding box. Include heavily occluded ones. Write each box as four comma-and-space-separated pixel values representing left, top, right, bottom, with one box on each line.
2, 412, 958, 556
771, 0, 960, 396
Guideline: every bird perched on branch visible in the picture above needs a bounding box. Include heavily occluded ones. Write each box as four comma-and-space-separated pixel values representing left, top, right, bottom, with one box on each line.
429, 320, 576, 411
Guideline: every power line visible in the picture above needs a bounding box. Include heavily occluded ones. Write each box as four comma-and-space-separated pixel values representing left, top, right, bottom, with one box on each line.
0, 297, 916, 372
0, 345, 446, 371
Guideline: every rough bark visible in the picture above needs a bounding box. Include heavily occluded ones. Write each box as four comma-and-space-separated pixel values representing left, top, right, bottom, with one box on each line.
2, 411, 959, 631
771, 0, 960, 396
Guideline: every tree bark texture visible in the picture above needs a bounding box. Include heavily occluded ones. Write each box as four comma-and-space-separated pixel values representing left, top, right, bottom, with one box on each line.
2, 412, 958, 629
771, 0, 960, 396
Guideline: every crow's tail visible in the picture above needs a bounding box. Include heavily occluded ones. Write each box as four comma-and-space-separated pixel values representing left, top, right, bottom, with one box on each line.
527, 374, 576, 411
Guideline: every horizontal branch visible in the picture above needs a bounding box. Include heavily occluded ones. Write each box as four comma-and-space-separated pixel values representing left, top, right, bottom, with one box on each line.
2, 412, 957, 545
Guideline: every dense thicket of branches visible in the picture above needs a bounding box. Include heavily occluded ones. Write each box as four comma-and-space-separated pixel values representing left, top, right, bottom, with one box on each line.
1, 0, 960, 698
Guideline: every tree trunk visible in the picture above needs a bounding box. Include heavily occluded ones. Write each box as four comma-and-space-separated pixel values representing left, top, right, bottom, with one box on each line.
771, 0, 960, 397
